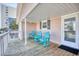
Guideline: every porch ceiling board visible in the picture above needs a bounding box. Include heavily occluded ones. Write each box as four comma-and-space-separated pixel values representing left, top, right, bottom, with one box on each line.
27, 3, 79, 21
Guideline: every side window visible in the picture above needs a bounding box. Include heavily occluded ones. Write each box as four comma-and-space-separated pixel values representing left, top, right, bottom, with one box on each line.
47, 20, 50, 29
40, 22, 41, 29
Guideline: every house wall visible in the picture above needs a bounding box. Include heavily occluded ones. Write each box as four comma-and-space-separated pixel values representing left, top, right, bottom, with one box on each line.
26, 21, 37, 33
36, 21, 40, 31
50, 16, 61, 44
36, 16, 61, 44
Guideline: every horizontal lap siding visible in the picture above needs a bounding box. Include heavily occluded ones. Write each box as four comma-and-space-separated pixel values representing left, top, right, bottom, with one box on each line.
26, 22, 37, 33
50, 16, 61, 44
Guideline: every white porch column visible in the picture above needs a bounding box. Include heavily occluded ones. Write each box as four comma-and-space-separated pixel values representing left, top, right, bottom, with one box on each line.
18, 21, 23, 40
24, 18, 27, 45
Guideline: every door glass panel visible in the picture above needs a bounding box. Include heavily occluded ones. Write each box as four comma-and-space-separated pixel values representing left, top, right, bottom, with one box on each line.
64, 17, 76, 42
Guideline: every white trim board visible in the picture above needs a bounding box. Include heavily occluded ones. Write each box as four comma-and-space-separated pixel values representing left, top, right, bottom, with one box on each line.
61, 12, 79, 49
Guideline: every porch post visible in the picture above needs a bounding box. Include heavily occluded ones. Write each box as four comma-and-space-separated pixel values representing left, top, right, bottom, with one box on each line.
24, 18, 27, 45
18, 21, 23, 40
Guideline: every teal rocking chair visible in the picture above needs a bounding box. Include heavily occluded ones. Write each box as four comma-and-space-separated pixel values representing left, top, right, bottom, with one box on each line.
29, 31, 36, 39
40, 32, 50, 47
34, 31, 42, 42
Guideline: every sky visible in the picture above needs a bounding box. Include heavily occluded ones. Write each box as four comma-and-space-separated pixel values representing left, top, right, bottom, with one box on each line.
3, 3, 17, 8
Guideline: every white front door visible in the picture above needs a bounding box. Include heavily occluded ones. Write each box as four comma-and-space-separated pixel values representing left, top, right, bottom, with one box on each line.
61, 13, 79, 49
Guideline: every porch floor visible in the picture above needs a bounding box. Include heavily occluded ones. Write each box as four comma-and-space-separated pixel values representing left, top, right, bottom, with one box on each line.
4, 39, 79, 56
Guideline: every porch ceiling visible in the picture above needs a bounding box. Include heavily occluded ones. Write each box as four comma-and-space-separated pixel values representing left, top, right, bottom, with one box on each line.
27, 3, 79, 21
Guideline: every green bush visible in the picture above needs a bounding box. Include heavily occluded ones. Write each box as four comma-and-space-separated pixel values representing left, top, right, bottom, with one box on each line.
9, 20, 18, 30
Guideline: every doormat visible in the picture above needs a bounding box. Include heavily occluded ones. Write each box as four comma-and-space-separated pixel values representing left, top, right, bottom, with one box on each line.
58, 45, 79, 55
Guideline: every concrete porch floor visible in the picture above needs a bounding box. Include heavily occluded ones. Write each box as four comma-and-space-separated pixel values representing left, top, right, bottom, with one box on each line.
4, 39, 78, 56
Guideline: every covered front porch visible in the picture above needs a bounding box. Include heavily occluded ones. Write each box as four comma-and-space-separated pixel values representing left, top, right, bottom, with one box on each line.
2, 3, 79, 56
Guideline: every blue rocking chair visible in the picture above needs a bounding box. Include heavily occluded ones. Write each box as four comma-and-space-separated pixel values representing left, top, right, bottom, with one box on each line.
34, 31, 42, 42
29, 31, 36, 39
40, 32, 50, 47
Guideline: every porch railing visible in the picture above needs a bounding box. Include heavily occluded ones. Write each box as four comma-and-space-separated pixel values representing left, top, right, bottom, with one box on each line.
0, 31, 9, 56
0, 30, 19, 56
9, 31, 18, 39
